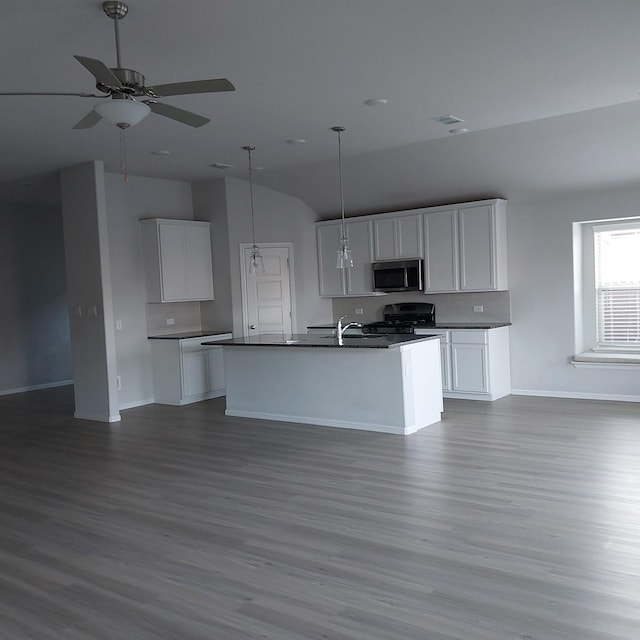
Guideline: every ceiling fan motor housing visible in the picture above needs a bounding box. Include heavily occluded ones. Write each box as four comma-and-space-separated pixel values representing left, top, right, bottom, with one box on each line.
97, 68, 147, 96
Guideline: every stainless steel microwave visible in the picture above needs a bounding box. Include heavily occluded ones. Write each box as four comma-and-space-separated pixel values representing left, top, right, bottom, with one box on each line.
372, 259, 423, 292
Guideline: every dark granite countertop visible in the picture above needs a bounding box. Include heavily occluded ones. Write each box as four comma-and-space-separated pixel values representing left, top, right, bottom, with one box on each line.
204, 333, 441, 349
148, 330, 232, 340
307, 322, 511, 331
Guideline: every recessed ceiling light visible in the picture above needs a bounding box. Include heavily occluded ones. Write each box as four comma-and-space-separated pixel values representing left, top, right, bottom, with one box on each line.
448, 127, 469, 135
432, 115, 464, 126
209, 162, 234, 169
286, 138, 307, 144
151, 149, 171, 155
364, 98, 389, 107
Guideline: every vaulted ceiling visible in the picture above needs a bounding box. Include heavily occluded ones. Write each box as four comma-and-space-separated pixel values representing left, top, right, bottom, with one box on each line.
3, 0, 640, 215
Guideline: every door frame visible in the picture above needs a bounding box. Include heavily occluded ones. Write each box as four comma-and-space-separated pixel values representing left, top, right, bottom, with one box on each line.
239, 242, 297, 338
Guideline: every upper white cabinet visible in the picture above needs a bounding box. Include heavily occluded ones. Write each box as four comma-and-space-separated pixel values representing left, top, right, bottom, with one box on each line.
373, 213, 423, 261
141, 218, 214, 302
424, 200, 508, 293
315, 198, 507, 297
316, 219, 376, 297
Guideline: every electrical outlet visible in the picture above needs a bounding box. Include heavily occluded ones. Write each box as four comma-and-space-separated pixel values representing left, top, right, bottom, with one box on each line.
166, 318, 175, 325
473, 305, 484, 313
355, 308, 364, 315
116, 375, 121, 390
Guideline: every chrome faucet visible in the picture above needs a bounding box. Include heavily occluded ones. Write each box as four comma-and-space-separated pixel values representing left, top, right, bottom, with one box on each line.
336, 315, 363, 345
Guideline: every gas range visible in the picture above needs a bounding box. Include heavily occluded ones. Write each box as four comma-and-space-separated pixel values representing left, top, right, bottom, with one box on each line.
364, 303, 436, 335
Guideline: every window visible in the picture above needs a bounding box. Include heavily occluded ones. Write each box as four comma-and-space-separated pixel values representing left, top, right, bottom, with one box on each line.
594, 222, 640, 348
573, 217, 640, 362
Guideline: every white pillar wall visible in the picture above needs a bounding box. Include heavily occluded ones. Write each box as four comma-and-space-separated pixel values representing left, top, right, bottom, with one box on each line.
60, 161, 120, 422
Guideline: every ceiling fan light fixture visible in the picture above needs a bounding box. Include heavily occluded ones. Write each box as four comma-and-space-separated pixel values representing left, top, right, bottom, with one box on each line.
94, 98, 150, 129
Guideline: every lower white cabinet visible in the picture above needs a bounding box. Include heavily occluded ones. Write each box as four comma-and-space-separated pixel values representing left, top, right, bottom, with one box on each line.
150, 333, 231, 405
416, 326, 510, 401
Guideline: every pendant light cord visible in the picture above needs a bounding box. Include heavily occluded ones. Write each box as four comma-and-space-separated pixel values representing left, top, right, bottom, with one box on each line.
243, 145, 258, 249
336, 128, 346, 241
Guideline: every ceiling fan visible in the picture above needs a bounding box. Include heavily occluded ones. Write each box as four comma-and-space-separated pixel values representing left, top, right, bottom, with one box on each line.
0, 1, 235, 129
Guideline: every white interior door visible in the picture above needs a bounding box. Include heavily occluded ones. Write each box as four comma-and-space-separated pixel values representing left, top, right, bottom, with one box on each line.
242, 245, 293, 338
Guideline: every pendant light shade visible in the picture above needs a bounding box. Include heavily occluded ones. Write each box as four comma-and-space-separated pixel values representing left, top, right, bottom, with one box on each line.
331, 126, 353, 269
243, 145, 265, 275
94, 98, 150, 129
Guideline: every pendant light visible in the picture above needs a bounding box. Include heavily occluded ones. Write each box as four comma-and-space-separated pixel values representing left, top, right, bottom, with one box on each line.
242, 145, 265, 274
331, 126, 353, 269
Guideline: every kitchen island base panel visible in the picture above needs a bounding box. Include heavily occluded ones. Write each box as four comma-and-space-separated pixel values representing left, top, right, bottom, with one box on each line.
223, 339, 442, 435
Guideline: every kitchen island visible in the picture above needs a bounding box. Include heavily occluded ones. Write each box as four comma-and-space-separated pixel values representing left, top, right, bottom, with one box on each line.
203, 333, 442, 435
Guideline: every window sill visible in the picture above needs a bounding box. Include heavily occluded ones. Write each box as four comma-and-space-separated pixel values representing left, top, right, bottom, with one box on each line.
571, 352, 640, 369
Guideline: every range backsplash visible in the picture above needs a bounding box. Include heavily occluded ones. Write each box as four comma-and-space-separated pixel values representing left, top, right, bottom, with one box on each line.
331, 290, 511, 324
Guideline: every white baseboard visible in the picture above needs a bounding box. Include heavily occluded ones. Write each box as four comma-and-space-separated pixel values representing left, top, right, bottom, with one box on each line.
0, 379, 73, 397
74, 411, 121, 423
511, 388, 640, 403
225, 408, 408, 434
119, 398, 154, 411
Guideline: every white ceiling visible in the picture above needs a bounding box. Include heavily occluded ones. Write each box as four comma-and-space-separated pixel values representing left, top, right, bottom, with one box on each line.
3, 0, 640, 215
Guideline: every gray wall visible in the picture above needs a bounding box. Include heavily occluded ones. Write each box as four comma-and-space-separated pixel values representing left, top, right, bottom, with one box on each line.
192, 178, 234, 332
195, 176, 332, 336
103, 172, 194, 409
508, 188, 640, 400
0, 202, 71, 394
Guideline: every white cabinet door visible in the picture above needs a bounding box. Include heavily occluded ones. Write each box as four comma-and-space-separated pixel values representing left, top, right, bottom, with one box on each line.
182, 350, 209, 399
184, 224, 214, 300
373, 214, 423, 260
158, 223, 188, 301
316, 223, 345, 296
142, 219, 214, 302
396, 214, 423, 258
451, 344, 488, 393
424, 209, 459, 292
345, 219, 374, 295
459, 204, 496, 291
372, 218, 397, 260
440, 339, 452, 391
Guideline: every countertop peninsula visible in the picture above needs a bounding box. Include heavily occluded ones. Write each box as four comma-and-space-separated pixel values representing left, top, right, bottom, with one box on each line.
203, 333, 441, 349
148, 330, 231, 340
307, 322, 511, 331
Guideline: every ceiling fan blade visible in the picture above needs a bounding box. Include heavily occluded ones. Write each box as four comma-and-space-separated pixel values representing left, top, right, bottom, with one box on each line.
73, 110, 103, 130
74, 55, 123, 88
146, 102, 210, 127
147, 78, 235, 97
0, 92, 102, 97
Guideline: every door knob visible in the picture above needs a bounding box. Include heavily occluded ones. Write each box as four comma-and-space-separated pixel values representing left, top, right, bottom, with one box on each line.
250, 324, 256, 330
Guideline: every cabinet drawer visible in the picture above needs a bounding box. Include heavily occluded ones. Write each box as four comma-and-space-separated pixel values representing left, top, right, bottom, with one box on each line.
450, 330, 487, 344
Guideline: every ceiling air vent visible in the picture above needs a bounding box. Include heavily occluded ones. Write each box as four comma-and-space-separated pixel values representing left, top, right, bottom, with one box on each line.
432, 115, 464, 126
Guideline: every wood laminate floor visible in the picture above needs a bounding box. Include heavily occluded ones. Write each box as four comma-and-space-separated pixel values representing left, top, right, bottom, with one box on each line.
0, 386, 639, 639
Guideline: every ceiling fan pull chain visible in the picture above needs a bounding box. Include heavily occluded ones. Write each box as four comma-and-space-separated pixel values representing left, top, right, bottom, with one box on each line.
119, 129, 128, 183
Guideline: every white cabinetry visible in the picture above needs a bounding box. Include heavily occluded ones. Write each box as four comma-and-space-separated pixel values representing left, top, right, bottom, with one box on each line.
423, 200, 508, 293
141, 218, 214, 302
416, 326, 510, 401
150, 333, 231, 405
373, 213, 423, 260
316, 219, 376, 296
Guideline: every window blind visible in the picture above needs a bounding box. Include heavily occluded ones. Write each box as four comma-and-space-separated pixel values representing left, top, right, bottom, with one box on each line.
594, 224, 640, 347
